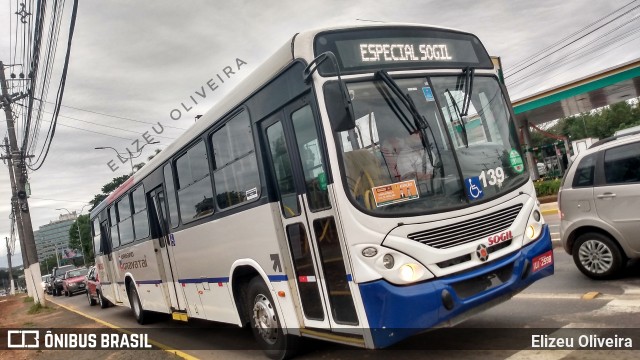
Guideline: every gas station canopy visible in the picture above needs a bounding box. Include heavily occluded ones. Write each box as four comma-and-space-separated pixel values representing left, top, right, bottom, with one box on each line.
511, 58, 640, 126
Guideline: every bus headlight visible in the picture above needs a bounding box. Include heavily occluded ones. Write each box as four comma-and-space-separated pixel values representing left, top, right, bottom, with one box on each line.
524, 207, 545, 244
353, 245, 434, 285
399, 263, 422, 282
382, 254, 394, 269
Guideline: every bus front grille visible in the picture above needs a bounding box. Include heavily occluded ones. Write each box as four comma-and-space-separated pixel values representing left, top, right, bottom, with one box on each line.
407, 204, 523, 249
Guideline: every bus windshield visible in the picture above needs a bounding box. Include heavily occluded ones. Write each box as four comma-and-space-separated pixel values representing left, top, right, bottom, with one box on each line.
336, 75, 527, 215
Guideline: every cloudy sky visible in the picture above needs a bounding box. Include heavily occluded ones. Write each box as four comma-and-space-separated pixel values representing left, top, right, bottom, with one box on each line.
2, 0, 640, 267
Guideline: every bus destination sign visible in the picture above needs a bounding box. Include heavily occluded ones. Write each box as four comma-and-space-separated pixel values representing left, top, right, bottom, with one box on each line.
315, 28, 494, 75
359, 43, 453, 63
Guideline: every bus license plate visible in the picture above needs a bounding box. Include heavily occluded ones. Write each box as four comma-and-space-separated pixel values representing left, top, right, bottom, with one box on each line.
532, 250, 553, 272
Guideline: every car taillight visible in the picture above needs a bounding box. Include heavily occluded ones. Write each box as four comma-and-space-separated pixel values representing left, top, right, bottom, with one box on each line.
557, 189, 563, 220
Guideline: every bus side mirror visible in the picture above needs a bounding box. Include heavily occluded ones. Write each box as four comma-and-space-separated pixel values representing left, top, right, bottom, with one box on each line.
324, 81, 355, 132
304, 51, 355, 132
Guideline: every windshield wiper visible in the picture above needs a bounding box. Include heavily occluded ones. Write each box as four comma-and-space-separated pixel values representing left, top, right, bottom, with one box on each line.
375, 70, 441, 175
445, 89, 469, 148
447, 67, 476, 148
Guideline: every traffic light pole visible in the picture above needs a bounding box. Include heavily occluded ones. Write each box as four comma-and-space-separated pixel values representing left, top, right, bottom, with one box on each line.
1, 61, 45, 305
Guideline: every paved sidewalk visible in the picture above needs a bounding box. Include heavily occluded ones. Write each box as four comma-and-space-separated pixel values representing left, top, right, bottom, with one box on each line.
540, 201, 559, 215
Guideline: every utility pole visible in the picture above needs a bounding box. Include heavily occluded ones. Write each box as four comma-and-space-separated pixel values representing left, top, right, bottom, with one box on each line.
1, 61, 45, 305
5, 237, 15, 295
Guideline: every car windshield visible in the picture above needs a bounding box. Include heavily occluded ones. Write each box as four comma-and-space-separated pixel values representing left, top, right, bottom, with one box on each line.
336, 75, 527, 215
66, 269, 88, 278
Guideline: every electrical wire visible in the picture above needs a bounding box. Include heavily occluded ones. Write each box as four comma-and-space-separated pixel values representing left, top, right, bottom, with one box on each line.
507, 0, 638, 72
28, 0, 79, 171
42, 101, 189, 130
509, 18, 640, 87
506, 2, 640, 79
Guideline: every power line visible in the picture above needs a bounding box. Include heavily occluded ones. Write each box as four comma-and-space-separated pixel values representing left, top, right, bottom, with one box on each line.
42, 110, 178, 140
28, 0, 79, 171
43, 101, 189, 130
506, 2, 640, 79
509, 18, 640, 86
507, 0, 639, 73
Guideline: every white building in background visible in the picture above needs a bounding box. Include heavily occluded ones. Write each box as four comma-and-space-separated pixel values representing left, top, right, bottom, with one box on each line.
34, 212, 78, 264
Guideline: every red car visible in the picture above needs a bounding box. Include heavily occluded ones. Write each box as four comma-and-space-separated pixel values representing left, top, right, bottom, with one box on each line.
85, 266, 110, 308
62, 268, 89, 296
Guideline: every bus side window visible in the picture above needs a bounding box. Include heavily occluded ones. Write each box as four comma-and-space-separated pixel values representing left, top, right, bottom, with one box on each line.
108, 207, 120, 248
163, 164, 180, 228
175, 140, 215, 223
117, 195, 135, 245
92, 218, 102, 256
211, 111, 261, 209
131, 185, 150, 240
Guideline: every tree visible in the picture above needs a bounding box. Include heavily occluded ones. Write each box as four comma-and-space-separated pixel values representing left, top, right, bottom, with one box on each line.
148, 148, 162, 161
101, 175, 131, 194
39, 254, 58, 275
558, 101, 640, 141
68, 214, 93, 266
89, 175, 131, 211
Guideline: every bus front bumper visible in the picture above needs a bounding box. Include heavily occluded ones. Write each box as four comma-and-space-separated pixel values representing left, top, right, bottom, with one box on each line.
358, 224, 554, 349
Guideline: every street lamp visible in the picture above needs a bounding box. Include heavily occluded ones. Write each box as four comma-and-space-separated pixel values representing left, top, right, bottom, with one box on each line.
95, 141, 160, 175
57, 205, 90, 267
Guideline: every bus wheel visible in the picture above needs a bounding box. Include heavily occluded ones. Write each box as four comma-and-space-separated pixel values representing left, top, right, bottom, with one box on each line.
129, 285, 149, 325
247, 277, 298, 360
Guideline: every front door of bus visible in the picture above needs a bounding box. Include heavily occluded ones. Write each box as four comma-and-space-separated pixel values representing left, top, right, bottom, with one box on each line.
99, 219, 119, 303
148, 187, 186, 312
261, 96, 360, 331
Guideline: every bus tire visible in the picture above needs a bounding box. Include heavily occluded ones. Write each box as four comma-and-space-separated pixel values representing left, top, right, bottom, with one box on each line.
247, 277, 298, 360
129, 285, 150, 325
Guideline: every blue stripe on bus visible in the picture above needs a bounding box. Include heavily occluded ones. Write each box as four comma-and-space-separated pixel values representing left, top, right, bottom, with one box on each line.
178, 277, 230, 284
137, 280, 162, 285
268, 275, 288, 282
346, 274, 352, 282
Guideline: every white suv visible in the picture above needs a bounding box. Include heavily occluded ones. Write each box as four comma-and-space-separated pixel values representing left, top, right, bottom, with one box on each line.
559, 131, 640, 279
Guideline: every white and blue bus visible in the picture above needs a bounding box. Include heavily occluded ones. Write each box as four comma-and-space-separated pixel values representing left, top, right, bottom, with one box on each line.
90, 23, 554, 358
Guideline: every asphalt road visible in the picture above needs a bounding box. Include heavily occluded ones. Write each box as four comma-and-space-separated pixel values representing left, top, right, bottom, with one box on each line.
47, 217, 640, 359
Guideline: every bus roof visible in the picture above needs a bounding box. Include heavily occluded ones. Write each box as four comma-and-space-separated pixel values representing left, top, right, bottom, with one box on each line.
90, 23, 470, 218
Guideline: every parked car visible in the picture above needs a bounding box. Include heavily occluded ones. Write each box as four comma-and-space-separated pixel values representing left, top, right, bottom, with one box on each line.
62, 268, 89, 296
49, 265, 76, 296
85, 266, 110, 308
559, 132, 640, 279
41, 274, 51, 291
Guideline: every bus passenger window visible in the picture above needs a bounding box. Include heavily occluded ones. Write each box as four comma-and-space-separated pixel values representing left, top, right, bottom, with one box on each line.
92, 218, 102, 255
131, 186, 149, 240
175, 140, 215, 222
211, 111, 261, 209
108, 207, 120, 248
117, 195, 134, 245
163, 164, 180, 228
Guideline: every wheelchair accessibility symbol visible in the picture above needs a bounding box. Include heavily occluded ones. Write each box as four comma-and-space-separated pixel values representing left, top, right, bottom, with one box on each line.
465, 176, 484, 201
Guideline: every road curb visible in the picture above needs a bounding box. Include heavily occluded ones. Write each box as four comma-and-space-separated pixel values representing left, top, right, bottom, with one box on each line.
47, 297, 200, 360
541, 208, 559, 215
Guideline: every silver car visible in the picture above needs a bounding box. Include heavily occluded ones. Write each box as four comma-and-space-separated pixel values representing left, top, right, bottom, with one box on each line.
559, 131, 640, 279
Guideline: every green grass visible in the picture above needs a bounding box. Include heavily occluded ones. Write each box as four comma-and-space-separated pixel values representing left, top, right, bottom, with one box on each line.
23, 296, 34, 303
27, 303, 53, 315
